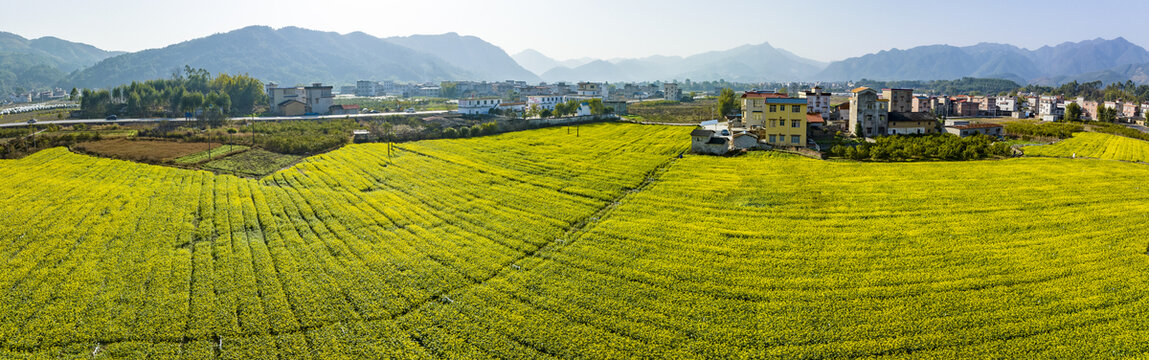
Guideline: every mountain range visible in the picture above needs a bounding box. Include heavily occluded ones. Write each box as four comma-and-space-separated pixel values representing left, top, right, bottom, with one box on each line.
815, 37, 1149, 82
0, 31, 123, 96
63, 26, 536, 89
3, 26, 1149, 98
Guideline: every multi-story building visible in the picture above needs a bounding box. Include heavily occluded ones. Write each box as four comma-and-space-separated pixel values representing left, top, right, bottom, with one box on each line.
1142, 104, 1149, 119
1076, 100, 1099, 120
458, 98, 502, 115
976, 96, 997, 115
304, 83, 334, 114
800, 86, 832, 119
741, 91, 808, 146
1123, 102, 1141, 119
662, 82, 681, 101
882, 88, 913, 113
955, 100, 979, 117
266, 83, 305, 115
850, 87, 887, 138
995, 97, 1017, 114
912, 96, 933, 113
577, 82, 606, 98
527, 95, 565, 111
356, 80, 379, 97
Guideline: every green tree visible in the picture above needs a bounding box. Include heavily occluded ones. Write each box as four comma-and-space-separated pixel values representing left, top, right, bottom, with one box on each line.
1064, 102, 1082, 122
69, 87, 78, 101
717, 88, 737, 118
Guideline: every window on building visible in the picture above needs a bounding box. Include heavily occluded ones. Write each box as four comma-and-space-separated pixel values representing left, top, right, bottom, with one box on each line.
792, 106, 801, 113
791, 135, 800, 144
769, 135, 776, 143
780, 105, 786, 111
770, 105, 776, 112
792, 120, 799, 128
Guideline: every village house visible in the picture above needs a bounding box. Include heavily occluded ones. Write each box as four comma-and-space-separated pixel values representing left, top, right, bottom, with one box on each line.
690, 128, 730, 155
304, 83, 334, 114
663, 82, 681, 101
944, 123, 1004, 137
328, 104, 360, 115
800, 86, 832, 119
577, 82, 607, 98
807, 113, 825, 130
888, 112, 939, 135
527, 95, 564, 111
458, 98, 502, 115
954, 100, 979, 117
277, 99, 307, 116
1122, 102, 1140, 119
498, 101, 526, 113
732, 132, 760, 150
882, 88, 913, 113
850, 87, 886, 138
604, 100, 628, 115
742, 91, 809, 146
912, 96, 933, 113
1078, 100, 1100, 120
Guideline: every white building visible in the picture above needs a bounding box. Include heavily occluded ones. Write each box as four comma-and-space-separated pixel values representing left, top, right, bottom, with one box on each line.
527, 95, 565, 111
800, 86, 832, 119
356, 80, 379, 97
458, 98, 502, 115
577, 102, 592, 116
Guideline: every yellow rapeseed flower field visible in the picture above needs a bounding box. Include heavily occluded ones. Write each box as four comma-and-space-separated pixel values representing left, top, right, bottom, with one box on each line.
0, 123, 1147, 358
1025, 131, 1149, 162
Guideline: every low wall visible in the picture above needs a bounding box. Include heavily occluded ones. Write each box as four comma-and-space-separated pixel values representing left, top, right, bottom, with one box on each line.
526, 115, 618, 127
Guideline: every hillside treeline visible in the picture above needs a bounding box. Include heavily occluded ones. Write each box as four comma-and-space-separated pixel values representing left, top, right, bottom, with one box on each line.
80, 66, 266, 118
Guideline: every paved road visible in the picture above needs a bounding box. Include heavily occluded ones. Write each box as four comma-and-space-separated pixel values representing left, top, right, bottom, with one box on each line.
0, 110, 449, 128
1122, 122, 1149, 133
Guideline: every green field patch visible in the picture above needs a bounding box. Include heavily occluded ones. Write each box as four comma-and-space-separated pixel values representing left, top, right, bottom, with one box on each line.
173, 144, 249, 164
200, 148, 300, 176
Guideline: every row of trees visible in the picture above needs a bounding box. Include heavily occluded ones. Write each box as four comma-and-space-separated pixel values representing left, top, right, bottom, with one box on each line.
829, 134, 1012, 161
1020, 80, 1149, 103
525, 98, 612, 118
1003, 120, 1082, 139
79, 66, 265, 119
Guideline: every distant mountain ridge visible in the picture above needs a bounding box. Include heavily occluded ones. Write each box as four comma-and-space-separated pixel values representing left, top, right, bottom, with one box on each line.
64, 26, 536, 89
530, 42, 829, 83
0, 31, 123, 96
814, 37, 1149, 84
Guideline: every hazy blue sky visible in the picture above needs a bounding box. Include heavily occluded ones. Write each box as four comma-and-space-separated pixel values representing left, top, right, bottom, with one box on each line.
4, 0, 1148, 63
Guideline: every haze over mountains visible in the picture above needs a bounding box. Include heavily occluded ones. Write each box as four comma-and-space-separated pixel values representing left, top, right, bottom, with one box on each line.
3, 25, 1149, 98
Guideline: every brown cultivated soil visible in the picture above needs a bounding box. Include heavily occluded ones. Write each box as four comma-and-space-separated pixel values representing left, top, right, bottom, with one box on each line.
73, 139, 218, 163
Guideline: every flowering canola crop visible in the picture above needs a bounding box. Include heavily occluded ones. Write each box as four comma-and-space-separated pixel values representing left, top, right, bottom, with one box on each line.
0, 123, 1147, 359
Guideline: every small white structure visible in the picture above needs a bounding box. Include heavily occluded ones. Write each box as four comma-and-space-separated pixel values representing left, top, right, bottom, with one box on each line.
577, 102, 592, 116
458, 98, 502, 115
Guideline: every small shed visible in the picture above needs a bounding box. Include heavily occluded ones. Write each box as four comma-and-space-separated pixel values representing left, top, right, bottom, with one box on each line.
278, 100, 307, 117
732, 132, 760, 150
352, 129, 370, 143
691, 128, 731, 155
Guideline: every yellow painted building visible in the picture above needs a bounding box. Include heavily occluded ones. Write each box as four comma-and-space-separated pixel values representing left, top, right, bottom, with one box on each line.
741, 92, 809, 146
